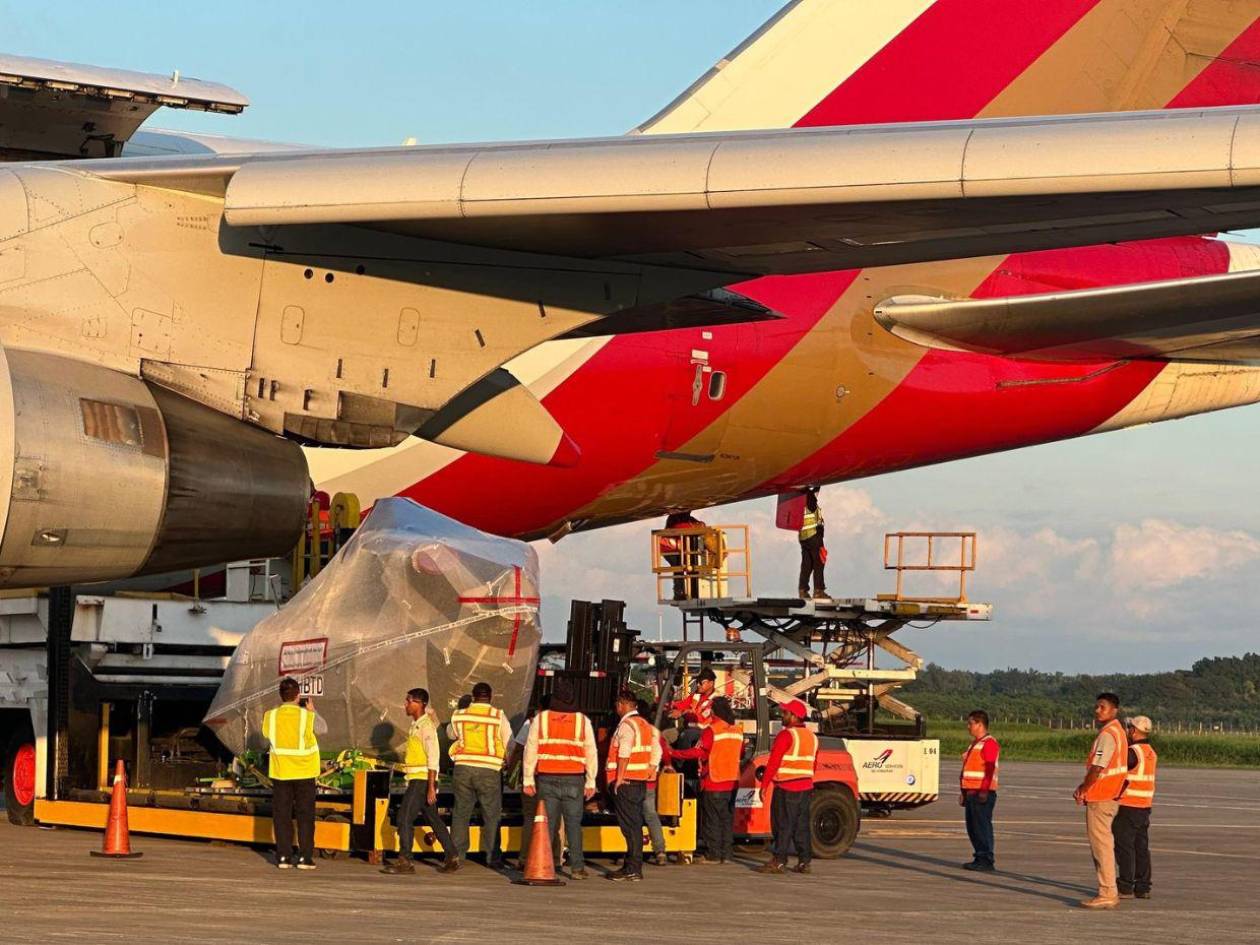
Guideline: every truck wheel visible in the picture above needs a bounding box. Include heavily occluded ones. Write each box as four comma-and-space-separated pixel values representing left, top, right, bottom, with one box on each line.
810, 786, 858, 859
4, 732, 37, 826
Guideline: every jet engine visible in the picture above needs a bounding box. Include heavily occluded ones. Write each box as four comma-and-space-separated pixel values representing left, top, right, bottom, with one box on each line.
0, 346, 309, 587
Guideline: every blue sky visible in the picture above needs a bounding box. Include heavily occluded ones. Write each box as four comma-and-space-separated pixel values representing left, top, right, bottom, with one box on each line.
14, 1, 1260, 673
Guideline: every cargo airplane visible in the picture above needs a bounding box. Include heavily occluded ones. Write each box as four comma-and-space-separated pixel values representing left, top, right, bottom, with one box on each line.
4, 0, 1260, 587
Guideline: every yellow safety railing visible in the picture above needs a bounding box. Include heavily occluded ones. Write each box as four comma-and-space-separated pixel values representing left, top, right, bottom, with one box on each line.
650, 525, 751, 603
880, 531, 976, 603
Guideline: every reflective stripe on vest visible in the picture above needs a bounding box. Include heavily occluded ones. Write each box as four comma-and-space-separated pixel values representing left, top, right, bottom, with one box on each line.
402, 716, 433, 781
1119, 742, 1157, 808
537, 711, 588, 775
799, 509, 822, 541
960, 734, 1000, 791
450, 702, 507, 770
775, 727, 818, 781
708, 719, 744, 783
605, 714, 657, 781
1083, 719, 1129, 802
264, 704, 320, 781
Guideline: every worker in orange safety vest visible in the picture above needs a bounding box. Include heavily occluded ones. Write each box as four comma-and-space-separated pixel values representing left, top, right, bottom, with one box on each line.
1113, 715, 1157, 900
605, 689, 662, 882
523, 679, 598, 879
670, 696, 744, 864
1073, 692, 1130, 909
756, 696, 817, 875
959, 708, 1000, 872
660, 511, 705, 600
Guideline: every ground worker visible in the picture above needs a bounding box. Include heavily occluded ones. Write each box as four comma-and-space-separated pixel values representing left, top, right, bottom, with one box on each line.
637, 698, 671, 866
523, 680, 598, 879
798, 489, 829, 601
605, 689, 662, 882
670, 668, 717, 729
959, 709, 1000, 872
447, 681, 513, 868
1073, 692, 1129, 909
1114, 715, 1157, 900
669, 695, 743, 864
262, 678, 326, 870
660, 511, 706, 599
756, 697, 817, 874
382, 688, 459, 875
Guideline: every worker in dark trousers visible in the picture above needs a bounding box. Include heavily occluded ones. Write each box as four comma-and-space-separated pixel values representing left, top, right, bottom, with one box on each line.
959, 709, 1000, 871
262, 678, 326, 870
798, 490, 828, 601
606, 689, 661, 882
661, 511, 706, 599
756, 697, 818, 874
669, 696, 743, 864
1113, 716, 1157, 900
382, 688, 459, 875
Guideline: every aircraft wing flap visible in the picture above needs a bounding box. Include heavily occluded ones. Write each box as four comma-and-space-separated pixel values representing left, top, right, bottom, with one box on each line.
873, 267, 1260, 363
216, 106, 1260, 274
0, 53, 247, 161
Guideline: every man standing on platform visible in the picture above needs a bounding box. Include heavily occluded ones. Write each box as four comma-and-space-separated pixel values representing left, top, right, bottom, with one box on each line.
1074, 692, 1129, 909
1114, 715, 1157, 900
756, 697, 817, 875
959, 709, 1000, 872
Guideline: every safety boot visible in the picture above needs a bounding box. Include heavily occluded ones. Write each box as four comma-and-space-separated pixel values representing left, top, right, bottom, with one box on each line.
381, 859, 416, 875
755, 857, 786, 874
1080, 896, 1119, 909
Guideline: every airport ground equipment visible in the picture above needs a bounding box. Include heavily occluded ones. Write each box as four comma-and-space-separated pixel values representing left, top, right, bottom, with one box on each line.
644, 638, 862, 857
652, 527, 992, 812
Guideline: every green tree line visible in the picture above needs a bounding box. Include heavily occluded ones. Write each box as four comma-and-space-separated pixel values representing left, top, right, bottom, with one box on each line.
902, 653, 1260, 727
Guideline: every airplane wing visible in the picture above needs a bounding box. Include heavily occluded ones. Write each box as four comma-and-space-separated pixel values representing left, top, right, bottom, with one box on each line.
0, 54, 246, 160
875, 268, 1260, 364
168, 105, 1260, 276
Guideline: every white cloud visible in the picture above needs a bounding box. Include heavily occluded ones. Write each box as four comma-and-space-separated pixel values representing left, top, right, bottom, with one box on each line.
1110, 518, 1260, 591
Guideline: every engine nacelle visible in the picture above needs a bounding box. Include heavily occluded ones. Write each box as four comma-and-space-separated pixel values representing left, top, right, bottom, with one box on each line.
0, 347, 309, 587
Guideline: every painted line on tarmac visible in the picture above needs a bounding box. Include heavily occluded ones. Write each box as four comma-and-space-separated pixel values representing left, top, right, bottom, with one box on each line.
998, 793, 1260, 812
1005, 832, 1260, 860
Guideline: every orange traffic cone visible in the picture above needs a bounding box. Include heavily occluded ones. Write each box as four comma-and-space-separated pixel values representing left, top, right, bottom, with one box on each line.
512, 800, 565, 886
90, 760, 142, 859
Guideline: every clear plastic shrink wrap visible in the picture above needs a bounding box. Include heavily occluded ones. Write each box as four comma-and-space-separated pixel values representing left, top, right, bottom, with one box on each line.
205, 497, 540, 760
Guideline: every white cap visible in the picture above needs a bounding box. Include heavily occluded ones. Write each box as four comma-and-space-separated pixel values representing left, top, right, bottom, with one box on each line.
1126, 715, 1152, 734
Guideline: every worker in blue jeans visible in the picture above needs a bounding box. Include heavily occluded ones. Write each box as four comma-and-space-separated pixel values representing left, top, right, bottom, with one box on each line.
638, 700, 670, 865
523, 681, 598, 879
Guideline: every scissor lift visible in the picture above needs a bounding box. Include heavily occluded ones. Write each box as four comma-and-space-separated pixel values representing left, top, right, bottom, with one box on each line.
651, 528, 992, 811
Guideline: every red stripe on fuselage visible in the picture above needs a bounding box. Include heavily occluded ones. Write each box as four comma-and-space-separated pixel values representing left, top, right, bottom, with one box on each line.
400, 272, 858, 535
763, 238, 1231, 490
1166, 16, 1260, 108
795, 0, 1100, 127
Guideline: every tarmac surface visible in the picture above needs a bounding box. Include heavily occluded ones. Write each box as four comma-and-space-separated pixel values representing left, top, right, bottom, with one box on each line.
1, 760, 1256, 945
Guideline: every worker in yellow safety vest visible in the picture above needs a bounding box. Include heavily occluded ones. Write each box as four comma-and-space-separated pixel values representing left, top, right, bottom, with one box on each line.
262, 677, 326, 870
605, 689, 663, 882
1073, 692, 1130, 909
756, 697, 818, 875
446, 681, 513, 868
382, 687, 460, 875
798, 490, 829, 601
1113, 715, 1157, 900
